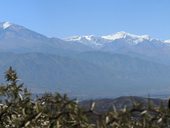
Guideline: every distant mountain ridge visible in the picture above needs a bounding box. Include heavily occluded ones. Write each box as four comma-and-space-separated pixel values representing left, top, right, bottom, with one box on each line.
66, 31, 153, 45
80, 96, 168, 112
65, 31, 166, 48
0, 21, 170, 98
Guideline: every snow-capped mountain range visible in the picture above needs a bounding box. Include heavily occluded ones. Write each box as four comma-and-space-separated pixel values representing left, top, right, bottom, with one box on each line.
1, 21, 170, 66
66, 31, 153, 43
0, 21, 169, 50
1, 21, 170, 98
65, 31, 168, 48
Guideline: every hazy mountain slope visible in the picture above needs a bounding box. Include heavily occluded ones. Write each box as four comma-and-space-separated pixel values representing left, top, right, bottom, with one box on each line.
76, 51, 170, 75
0, 52, 106, 92
75, 51, 170, 94
0, 52, 170, 98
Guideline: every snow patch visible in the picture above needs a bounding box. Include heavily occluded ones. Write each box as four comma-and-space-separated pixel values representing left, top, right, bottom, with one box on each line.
164, 40, 170, 44
2, 22, 12, 29
66, 35, 94, 41
102, 31, 151, 44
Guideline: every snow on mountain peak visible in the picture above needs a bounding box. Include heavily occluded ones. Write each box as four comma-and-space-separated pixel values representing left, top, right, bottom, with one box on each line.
102, 31, 128, 40
164, 40, 170, 44
65, 35, 106, 48
2, 22, 12, 29
65, 32, 155, 47
66, 35, 95, 42
102, 31, 151, 44
66, 32, 152, 44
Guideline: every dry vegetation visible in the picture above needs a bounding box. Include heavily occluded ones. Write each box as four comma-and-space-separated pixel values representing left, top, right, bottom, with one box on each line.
0, 67, 170, 128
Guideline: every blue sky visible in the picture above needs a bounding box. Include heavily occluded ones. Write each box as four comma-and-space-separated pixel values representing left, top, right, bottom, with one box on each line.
0, 0, 170, 39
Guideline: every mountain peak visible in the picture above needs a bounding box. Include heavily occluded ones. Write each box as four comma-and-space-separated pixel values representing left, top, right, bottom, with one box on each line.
0, 21, 12, 29
102, 31, 130, 40
102, 31, 151, 42
66, 35, 95, 42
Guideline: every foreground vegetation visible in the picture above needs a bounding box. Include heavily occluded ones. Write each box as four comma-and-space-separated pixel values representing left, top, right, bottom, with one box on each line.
0, 67, 170, 128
